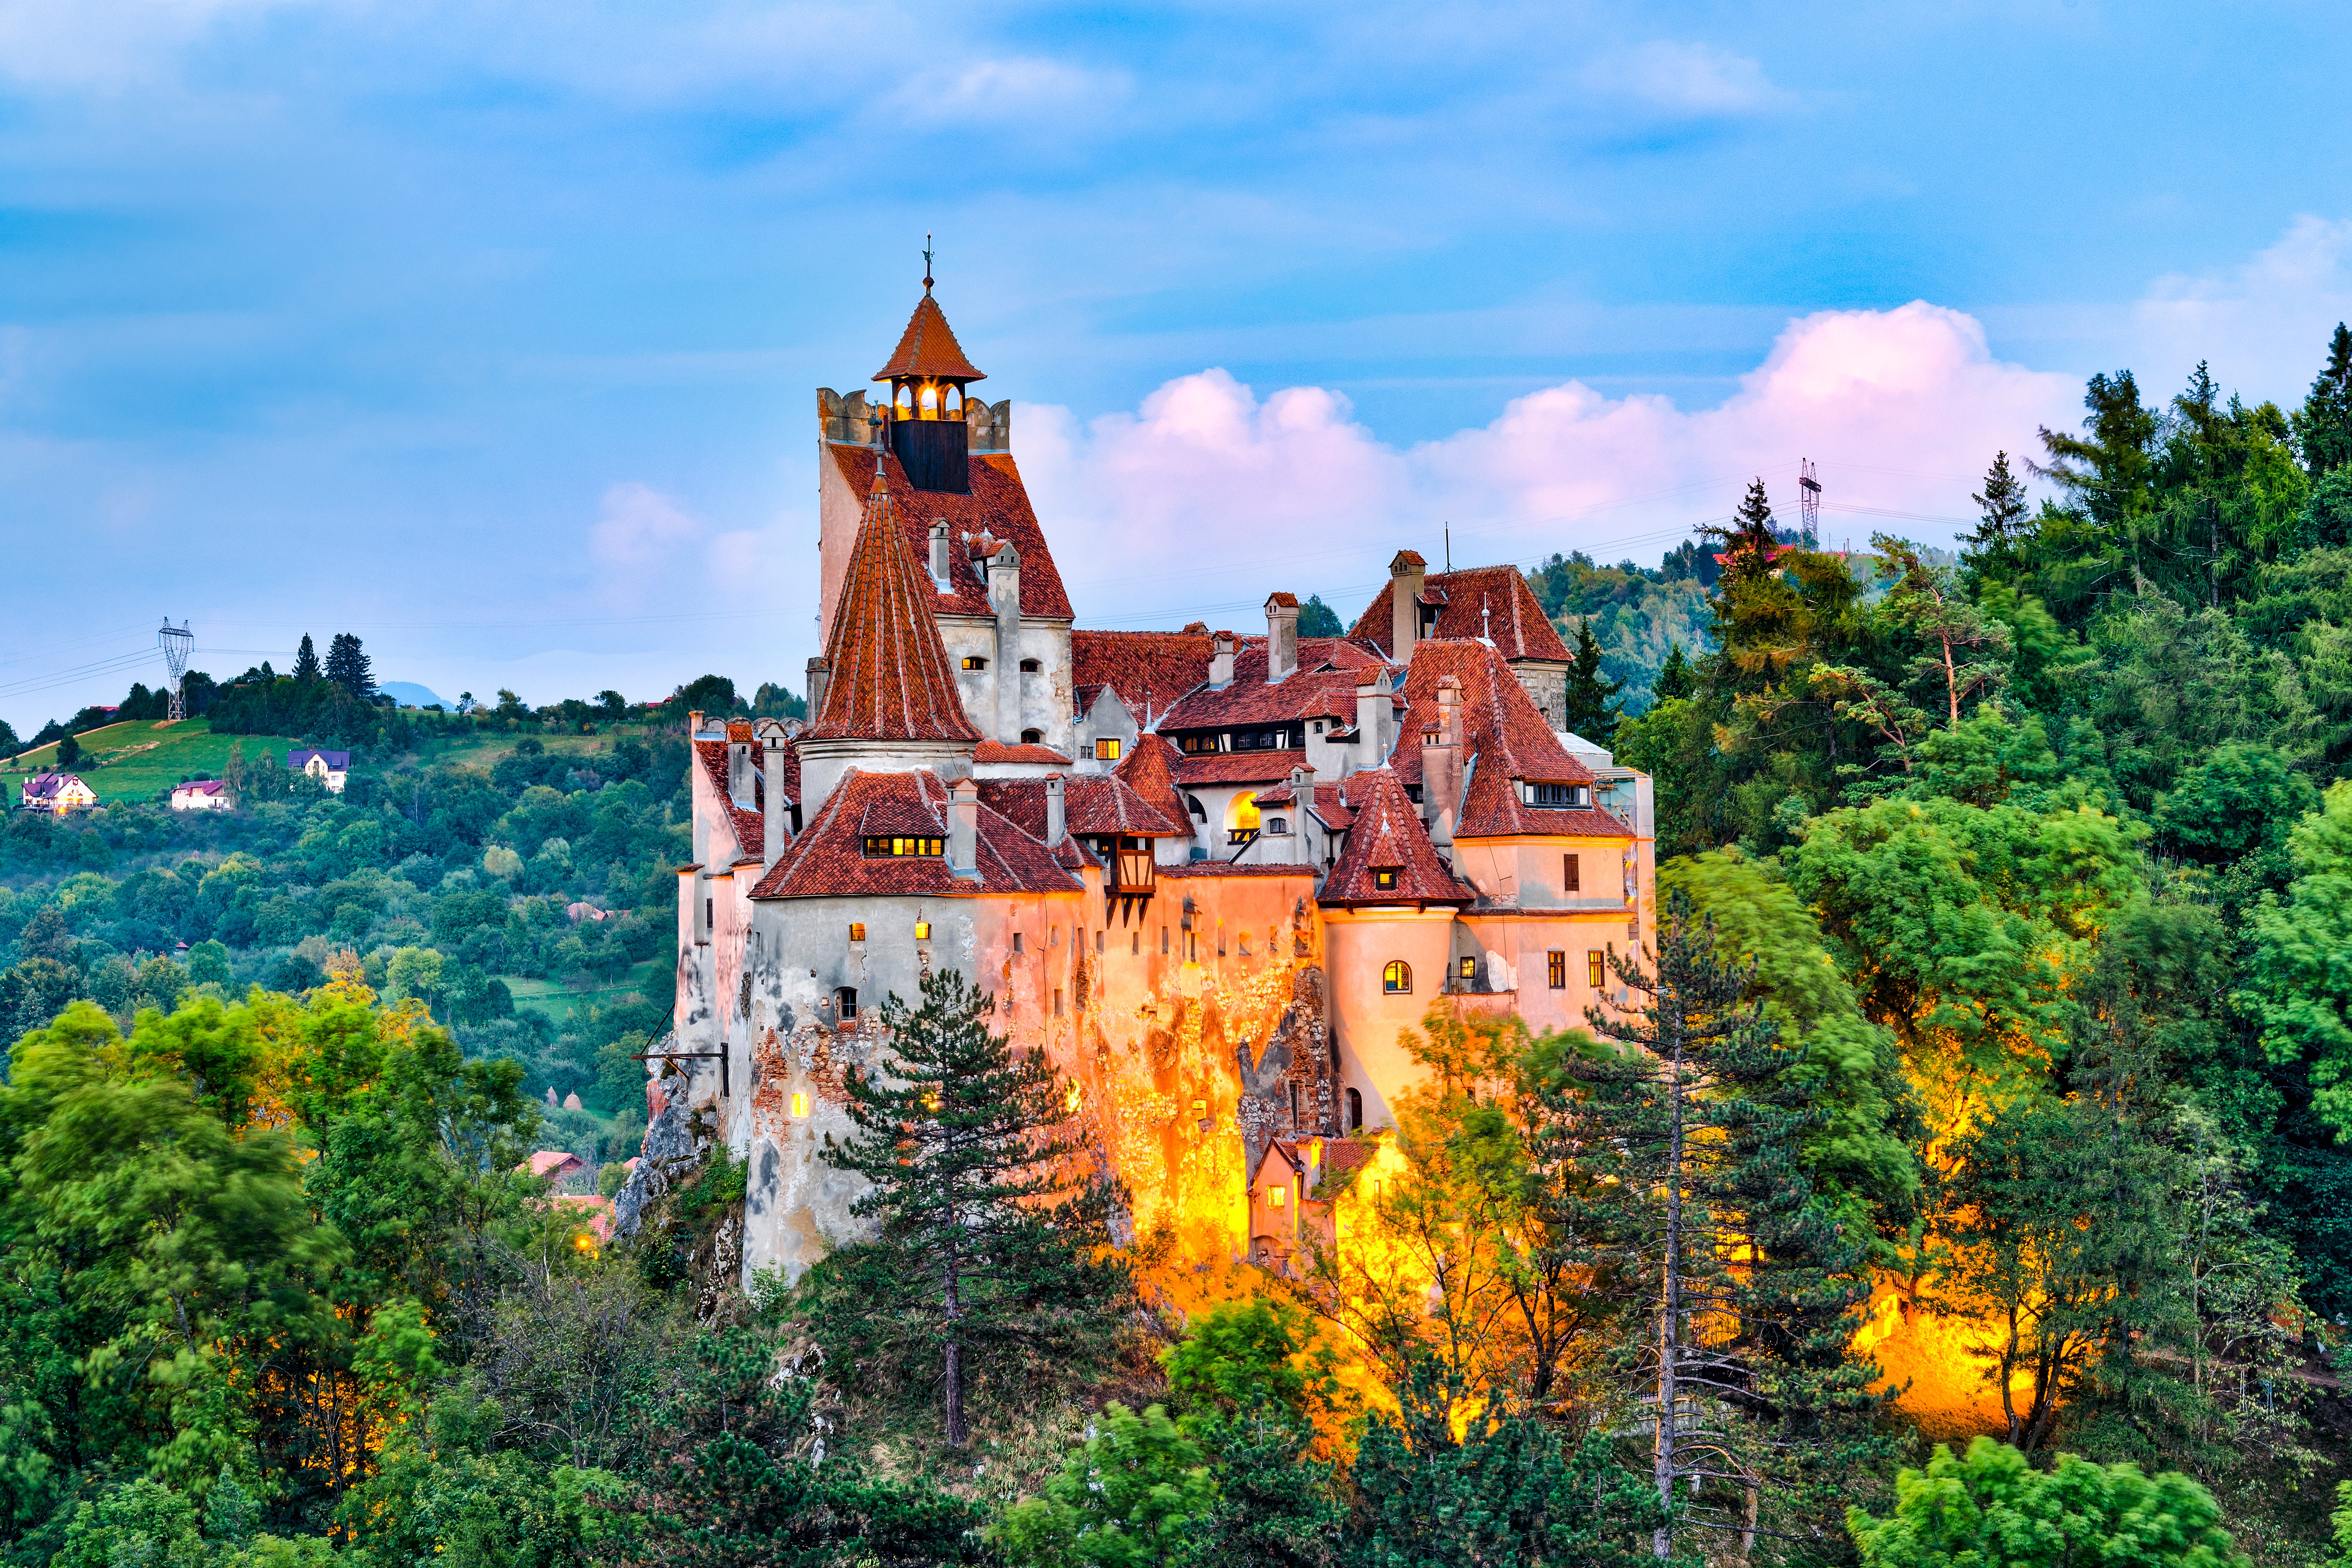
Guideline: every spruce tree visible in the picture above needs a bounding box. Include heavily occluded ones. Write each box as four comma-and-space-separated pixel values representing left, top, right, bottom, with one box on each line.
324, 633, 374, 700
825, 968, 1121, 1448
1561, 618, 1623, 744
293, 634, 321, 683
1581, 891, 1888, 1561
2292, 322, 2352, 479
1703, 478, 1781, 586
1968, 451, 2031, 551
1652, 642, 1696, 703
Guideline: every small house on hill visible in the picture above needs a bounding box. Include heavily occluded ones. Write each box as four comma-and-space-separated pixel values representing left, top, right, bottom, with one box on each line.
287, 749, 351, 794
19, 772, 97, 815
170, 780, 231, 812
523, 1150, 587, 1184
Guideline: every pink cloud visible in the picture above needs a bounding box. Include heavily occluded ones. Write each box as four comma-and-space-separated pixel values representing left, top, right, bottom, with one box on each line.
1021, 302, 2079, 627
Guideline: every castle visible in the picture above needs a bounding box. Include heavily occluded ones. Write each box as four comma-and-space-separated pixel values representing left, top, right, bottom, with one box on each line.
648, 275, 1656, 1286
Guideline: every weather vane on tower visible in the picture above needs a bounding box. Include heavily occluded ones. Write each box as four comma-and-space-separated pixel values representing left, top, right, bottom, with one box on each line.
923, 232, 934, 293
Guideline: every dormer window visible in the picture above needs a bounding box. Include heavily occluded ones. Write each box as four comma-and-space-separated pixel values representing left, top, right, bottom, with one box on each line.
863, 836, 945, 857
1373, 868, 1399, 892
1527, 783, 1588, 808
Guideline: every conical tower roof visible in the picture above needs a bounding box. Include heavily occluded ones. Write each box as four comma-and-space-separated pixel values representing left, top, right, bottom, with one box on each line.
873, 291, 986, 384
804, 462, 984, 745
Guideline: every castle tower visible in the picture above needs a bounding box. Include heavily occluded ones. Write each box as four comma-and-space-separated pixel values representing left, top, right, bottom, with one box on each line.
873, 258, 987, 494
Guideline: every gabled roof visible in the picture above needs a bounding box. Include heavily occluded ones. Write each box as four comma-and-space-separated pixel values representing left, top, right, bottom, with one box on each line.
1112, 733, 1191, 828
976, 775, 1190, 842
1348, 565, 1573, 665
804, 464, 984, 747
289, 749, 352, 769
1457, 749, 1634, 840
1157, 638, 1390, 732
974, 741, 1073, 766
1175, 749, 1312, 787
751, 771, 1081, 899
693, 739, 766, 852
872, 291, 986, 383
1318, 769, 1473, 908
828, 445, 1073, 622
1069, 630, 1215, 726
1388, 640, 1603, 833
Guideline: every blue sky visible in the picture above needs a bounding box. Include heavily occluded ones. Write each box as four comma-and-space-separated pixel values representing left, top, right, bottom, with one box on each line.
3, 0, 2349, 732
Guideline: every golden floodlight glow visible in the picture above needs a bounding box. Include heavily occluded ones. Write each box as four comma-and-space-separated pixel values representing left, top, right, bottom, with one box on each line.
791, 1091, 810, 1117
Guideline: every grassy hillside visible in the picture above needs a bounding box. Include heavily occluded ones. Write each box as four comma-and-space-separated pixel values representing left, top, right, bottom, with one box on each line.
3, 719, 656, 808
505, 954, 672, 1023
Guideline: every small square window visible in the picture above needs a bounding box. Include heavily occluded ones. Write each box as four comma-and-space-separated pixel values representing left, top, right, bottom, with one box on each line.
848, 922, 866, 942
1268, 1185, 1286, 1209
1458, 956, 1476, 981
915, 921, 931, 940
1096, 738, 1122, 761
1373, 868, 1399, 891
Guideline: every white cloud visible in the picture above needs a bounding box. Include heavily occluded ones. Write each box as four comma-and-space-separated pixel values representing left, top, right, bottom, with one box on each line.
588, 481, 702, 607
2133, 214, 2352, 408
1021, 303, 2076, 627
883, 55, 1129, 126
1591, 40, 1790, 117
0, 0, 314, 88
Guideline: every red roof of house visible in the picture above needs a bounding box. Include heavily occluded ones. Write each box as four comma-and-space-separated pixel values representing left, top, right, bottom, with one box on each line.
873, 291, 986, 383
525, 1150, 586, 1178
1160, 861, 1317, 880
1383, 641, 1631, 840
751, 770, 1080, 899
1174, 749, 1315, 787
827, 445, 1072, 622
693, 739, 767, 854
1069, 630, 1215, 725
1348, 565, 1572, 665
1112, 733, 1192, 828
1158, 639, 1387, 733
1318, 769, 1473, 908
803, 464, 984, 747
973, 741, 1073, 765
976, 776, 1190, 841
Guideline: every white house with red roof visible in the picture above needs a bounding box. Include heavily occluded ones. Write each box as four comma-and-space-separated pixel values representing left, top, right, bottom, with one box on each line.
637, 273, 1654, 1292
19, 771, 97, 814
170, 779, 231, 811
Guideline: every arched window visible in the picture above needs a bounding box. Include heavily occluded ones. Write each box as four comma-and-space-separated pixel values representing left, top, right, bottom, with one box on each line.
919, 383, 939, 416
1019, 657, 1041, 673
894, 384, 913, 414
946, 385, 964, 417
1020, 727, 1044, 745
1264, 815, 1289, 836
1347, 1087, 1363, 1131
835, 985, 859, 1020
1384, 960, 1411, 995
1186, 794, 1207, 821
1227, 792, 1261, 845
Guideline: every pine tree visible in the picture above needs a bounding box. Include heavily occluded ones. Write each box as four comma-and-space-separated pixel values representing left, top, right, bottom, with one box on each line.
1703, 478, 1781, 586
1581, 890, 1888, 1560
2292, 322, 2352, 479
1297, 594, 1344, 639
293, 634, 321, 683
824, 968, 1122, 1448
324, 633, 374, 700
1652, 642, 1696, 703
1561, 618, 1624, 744
1968, 451, 2031, 551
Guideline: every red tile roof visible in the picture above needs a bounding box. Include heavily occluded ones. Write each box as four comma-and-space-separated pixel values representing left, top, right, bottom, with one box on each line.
1175, 749, 1313, 787
976, 776, 1190, 841
1069, 630, 1214, 726
751, 771, 1081, 899
1318, 770, 1473, 908
1157, 638, 1393, 733
828, 444, 1072, 621
1112, 733, 1192, 828
1383, 641, 1630, 840
1160, 861, 1318, 880
973, 741, 1073, 765
1348, 566, 1572, 664
872, 291, 986, 383
694, 739, 766, 854
803, 464, 984, 747
1308, 783, 1356, 830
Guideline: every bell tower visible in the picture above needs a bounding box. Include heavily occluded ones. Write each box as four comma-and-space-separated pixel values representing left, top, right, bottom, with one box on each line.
873, 238, 986, 494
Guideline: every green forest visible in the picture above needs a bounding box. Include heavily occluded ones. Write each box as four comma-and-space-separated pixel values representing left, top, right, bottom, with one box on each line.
2, 332, 2352, 1565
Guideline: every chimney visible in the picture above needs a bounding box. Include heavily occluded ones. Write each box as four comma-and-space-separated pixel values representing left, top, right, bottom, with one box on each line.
990, 543, 1023, 743
948, 778, 980, 877
687, 709, 704, 737
1044, 772, 1066, 845
803, 658, 830, 723
1389, 550, 1427, 660
1285, 764, 1313, 866
1354, 676, 1385, 770
929, 519, 951, 588
1265, 593, 1300, 683
1209, 631, 1237, 689
728, 735, 751, 806
758, 719, 790, 870
1423, 676, 1462, 853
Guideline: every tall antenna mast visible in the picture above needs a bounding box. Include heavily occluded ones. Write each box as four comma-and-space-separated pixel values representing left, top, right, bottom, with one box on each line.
1798, 459, 1822, 549
159, 619, 193, 721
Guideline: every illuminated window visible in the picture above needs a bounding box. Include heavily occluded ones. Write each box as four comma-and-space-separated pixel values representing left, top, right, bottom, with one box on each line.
1564, 853, 1581, 891
791, 1091, 809, 1117
1096, 738, 1121, 761
914, 921, 931, 940
1268, 1184, 1286, 1208
1019, 657, 1042, 673
1064, 1081, 1081, 1113
836, 986, 858, 1020
1458, 956, 1476, 982
862, 836, 944, 857
962, 656, 988, 671
1373, 868, 1398, 891
1384, 960, 1411, 995
894, 384, 913, 414
1227, 791, 1261, 845
1588, 950, 1606, 989
848, 922, 866, 941
1548, 950, 1566, 989
1192, 1099, 1206, 1116
919, 382, 939, 414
